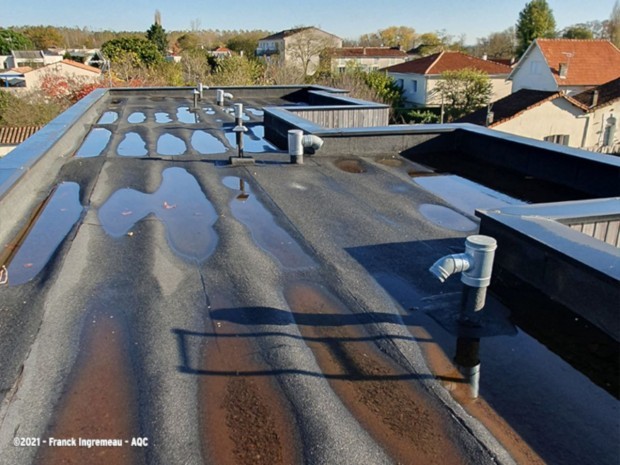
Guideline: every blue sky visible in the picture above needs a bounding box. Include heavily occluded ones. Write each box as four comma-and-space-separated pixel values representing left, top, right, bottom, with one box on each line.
1, 0, 616, 44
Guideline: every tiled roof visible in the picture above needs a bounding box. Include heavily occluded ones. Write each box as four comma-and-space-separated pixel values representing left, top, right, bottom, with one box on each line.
0, 126, 43, 145
259, 27, 341, 42
4, 67, 33, 74
382, 51, 512, 75
457, 89, 565, 126
60, 59, 102, 74
331, 47, 408, 58
572, 77, 620, 110
11, 50, 44, 60
534, 39, 620, 86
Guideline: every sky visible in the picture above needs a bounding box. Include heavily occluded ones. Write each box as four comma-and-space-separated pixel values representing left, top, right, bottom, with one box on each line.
1, 0, 617, 44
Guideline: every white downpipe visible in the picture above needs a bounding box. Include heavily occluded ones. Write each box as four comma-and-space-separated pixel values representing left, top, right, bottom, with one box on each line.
429, 235, 497, 287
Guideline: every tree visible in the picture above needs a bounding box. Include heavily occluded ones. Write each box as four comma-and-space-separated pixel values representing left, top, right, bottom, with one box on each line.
208, 55, 264, 86
610, 0, 620, 48
0, 29, 33, 54
285, 27, 338, 76
516, 0, 556, 56
474, 28, 516, 59
22, 26, 64, 49
414, 32, 447, 56
561, 25, 594, 39
101, 37, 164, 68
176, 33, 200, 52
147, 10, 168, 56
434, 69, 493, 122
362, 71, 404, 108
226, 31, 266, 58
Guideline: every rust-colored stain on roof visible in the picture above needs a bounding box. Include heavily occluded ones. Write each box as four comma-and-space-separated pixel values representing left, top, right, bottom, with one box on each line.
536, 39, 620, 86
383, 51, 512, 75
331, 47, 408, 58
0, 126, 43, 145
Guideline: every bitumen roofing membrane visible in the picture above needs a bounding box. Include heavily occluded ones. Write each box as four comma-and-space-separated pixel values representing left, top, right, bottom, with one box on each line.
0, 95, 618, 465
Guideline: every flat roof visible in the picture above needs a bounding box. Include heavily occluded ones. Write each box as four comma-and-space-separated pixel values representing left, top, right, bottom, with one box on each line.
0, 87, 617, 465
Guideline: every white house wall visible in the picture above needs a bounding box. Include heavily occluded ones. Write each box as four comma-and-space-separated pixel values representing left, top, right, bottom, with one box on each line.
584, 104, 619, 149
494, 99, 586, 147
511, 46, 558, 92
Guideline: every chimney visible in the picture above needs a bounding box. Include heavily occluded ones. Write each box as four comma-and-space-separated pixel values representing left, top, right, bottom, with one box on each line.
591, 90, 599, 107
559, 63, 568, 78
363, 47, 366, 55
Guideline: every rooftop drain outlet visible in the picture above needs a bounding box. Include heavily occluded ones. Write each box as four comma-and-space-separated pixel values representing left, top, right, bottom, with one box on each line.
288, 130, 324, 164
216, 89, 233, 106
4, 182, 83, 286
429, 234, 497, 398
98, 167, 218, 262
222, 176, 315, 269
117, 132, 147, 157
76, 128, 111, 158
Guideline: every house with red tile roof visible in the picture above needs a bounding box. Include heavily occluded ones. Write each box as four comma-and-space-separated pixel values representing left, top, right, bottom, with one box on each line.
458, 77, 620, 153
509, 39, 620, 95
329, 47, 408, 73
382, 51, 512, 107
0, 60, 101, 94
0, 126, 43, 157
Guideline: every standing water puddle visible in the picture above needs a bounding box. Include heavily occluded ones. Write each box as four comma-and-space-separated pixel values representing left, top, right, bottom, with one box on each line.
155, 112, 172, 123
246, 108, 264, 117
177, 107, 198, 124
412, 174, 524, 216
222, 176, 314, 269
127, 112, 146, 123
99, 167, 218, 262
191, 131, 228, 155
157, 134, 186, 156
419, 204, 477, 232
203, 107, 216, 115
224, 126, 278, 153
97, 111, 118, 124
6, 182, 83, 286
76, 128, 111, 158
117, 132, 148, 157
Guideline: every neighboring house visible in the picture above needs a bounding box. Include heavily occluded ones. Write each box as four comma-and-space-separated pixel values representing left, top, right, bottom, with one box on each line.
256, 27, 342, 75
0, 67, 32, 88
383, 51, 512, 107
64, 49, 106, 69
209, 47, 233, 59
2, 50, 63, 69
0, 126, 43, 157
509, 39, 620, 95
458, 78, 620, 153
329, 47, 408, 73
0, 60, 101, 94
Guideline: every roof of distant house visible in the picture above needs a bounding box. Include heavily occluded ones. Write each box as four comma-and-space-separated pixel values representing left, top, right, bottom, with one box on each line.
259, 27, 341, 42
0, 126, 43, 145
512, 39, 620, 87
382, 51, 512, 75
572, 77, 620, 110
11, 50, 44, 60
59, 59, 102, 74
4, 67, 33, 74
331, 47, 407, 59
456, 89, 587, 127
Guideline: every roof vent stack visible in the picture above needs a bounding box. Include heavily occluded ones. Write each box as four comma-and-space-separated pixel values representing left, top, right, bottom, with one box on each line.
591, 90, 599, 108
559, 62, 569, 79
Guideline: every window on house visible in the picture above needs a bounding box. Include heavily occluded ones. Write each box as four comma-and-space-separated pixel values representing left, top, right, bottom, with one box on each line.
411, 80, 417, 93
544, 134, 570, 145
338, 66, 346, 74
395, 79, 404, 89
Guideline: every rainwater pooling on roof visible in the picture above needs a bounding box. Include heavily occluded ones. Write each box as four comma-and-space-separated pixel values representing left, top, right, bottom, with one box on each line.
155, 112, 172, 123
117, 132, 148, 157
177, 106, 198, 124
127, 112, 146, 124
98, 167, 218, 262
97, 111, 118, 124
156, 134, 187, 156
224, 126, 278, 153
5, 182, 83, 286
191, 131, 227, 155
76, 128, 111, 158
222, 176, 314, 269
